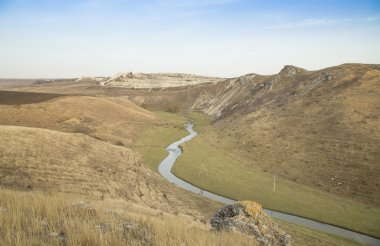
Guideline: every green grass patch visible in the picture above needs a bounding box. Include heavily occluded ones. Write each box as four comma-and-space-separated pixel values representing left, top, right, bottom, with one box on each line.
275, 219, 361, 246
154, 111, 188, 124
135, 111, 188, 171
187, 112, 214, 133
172, 115, 380, 238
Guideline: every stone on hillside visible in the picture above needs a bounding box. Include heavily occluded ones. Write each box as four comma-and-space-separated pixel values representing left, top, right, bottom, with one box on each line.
210, 201, 290, 246
279, 65, 307, 77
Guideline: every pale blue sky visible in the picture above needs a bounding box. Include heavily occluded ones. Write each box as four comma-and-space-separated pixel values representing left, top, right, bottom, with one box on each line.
0, 0, 379, 78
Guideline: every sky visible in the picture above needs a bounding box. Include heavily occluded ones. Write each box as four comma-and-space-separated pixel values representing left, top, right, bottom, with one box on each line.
0, 0, 379, 78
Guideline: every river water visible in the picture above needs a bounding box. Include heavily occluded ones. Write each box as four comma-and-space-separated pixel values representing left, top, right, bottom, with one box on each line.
158, 123, 379, 246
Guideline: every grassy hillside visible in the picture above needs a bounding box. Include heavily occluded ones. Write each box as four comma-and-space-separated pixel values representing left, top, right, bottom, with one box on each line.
218, 65, 380, 206
191, 64, 380, 206
169, 64, 380, 237
0, 124, 223, 220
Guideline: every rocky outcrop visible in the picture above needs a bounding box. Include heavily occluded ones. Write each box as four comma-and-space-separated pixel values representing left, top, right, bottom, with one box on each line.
210, 201, 290, 245
278, 65, 307, 77
105, 72, 224, 88
76, 77, 108, 82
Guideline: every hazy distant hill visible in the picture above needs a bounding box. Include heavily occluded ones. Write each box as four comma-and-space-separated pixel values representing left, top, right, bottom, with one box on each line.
0, 79, 36, 86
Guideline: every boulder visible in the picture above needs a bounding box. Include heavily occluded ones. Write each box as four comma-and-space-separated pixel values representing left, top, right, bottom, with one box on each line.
210, 201, 290, 246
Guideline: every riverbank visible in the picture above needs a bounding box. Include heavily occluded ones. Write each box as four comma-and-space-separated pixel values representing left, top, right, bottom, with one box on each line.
171, 113, 380, 239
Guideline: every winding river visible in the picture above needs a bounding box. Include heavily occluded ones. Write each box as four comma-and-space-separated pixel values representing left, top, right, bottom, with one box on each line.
159, 123, 379, 246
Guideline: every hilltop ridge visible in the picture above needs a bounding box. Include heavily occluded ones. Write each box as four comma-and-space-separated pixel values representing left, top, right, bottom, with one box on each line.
104, 72, 224, 88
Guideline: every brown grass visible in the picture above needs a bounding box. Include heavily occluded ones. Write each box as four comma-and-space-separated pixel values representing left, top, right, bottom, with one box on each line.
0, 95, 156, 145
0, 188, 258, 246
0, 124, 224, 221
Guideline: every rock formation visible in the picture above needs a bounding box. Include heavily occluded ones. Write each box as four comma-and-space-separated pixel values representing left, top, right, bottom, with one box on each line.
210, 201, 290, 245
278, 65, 307, 77
104, 72, 223, 88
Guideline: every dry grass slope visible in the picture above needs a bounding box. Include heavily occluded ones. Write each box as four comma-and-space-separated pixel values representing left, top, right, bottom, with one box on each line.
214, 64, 380, 205
0, 125, 221, 221
0, 188, 257, 246
0, 94, 156, 146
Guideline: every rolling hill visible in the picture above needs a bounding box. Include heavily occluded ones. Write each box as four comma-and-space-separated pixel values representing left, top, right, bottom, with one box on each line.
192, 63, 380, 205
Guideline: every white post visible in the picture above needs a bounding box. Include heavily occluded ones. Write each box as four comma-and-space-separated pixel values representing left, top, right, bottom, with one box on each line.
273, 174, 276, 192
199, 160, 205, 176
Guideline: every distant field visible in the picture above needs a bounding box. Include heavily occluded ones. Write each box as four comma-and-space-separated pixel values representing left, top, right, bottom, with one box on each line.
0, 79, 36, 86
0, 91, 65, 105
